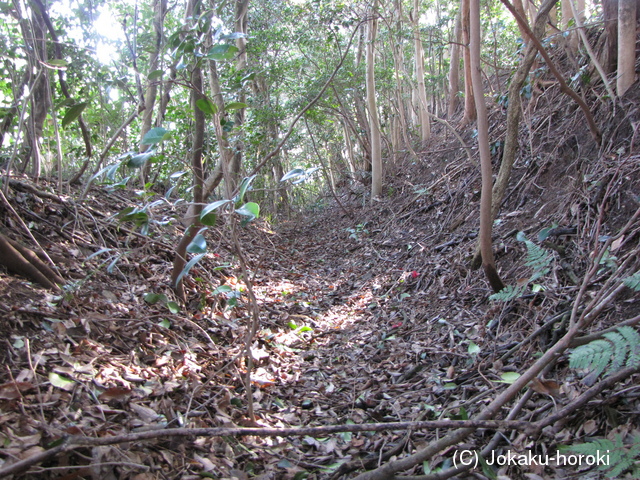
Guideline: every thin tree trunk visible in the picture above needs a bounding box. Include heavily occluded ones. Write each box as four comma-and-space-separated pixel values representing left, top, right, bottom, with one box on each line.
617, 0, 636, 96
461, 0, 476, 125
469, 0, 505, 292
471, 0, 557, 270
366, 4, 383, 199
413, 0, 431, 141
230, 0, 250, 189
447, 10, 462, 118
140, 0, 167, 183
170, 0, 206, 299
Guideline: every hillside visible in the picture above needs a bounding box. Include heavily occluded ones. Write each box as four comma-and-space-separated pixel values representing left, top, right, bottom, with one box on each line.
1, 77, 640, 480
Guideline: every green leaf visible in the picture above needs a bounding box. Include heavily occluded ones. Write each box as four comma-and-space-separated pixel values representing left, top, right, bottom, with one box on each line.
141, 127, 171, 145
623, 271, 640, 291
196, 97, 218, 115
62, 102, 88, 128
187, 233, 207, 254
225, 101, 248, 111
147, 69, 164, 80
206, 44, 239, 61
106, 254, 122, 273
126, 150, 154, 168
212, 285, 232, 295
46, 59, 68, 69
281, 168, 306, 182
167, 301, 180, 313
235, 202, 260, 220
174, 253, 205, 287
236, 175, 257, 205
468, 341, 480, 355
158, 318, 171, 329
49, 372, 75, 391
144, 293, 168, 304
200, 199, 231, 225
498, 372, 521, 384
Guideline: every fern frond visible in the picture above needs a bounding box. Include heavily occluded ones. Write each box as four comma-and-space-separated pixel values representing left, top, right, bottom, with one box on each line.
618, 326, 640, 368
489, 284, 526, 302
604, 330, 630, 373
569, 327, 640, 383
517, 232, 553, 277
622, 271, 640, 291
562, 434, 640, 478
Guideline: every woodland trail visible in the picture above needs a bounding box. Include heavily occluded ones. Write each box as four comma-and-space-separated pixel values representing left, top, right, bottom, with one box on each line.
2, 94, 640, 477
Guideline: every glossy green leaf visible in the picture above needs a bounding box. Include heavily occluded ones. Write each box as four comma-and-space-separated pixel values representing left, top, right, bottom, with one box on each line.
196, 97, 218, 115
141, 127, 170, 145
212, 285, 232, 294
167, 301, 180, 313
200, 199, 231, 225
158, 318, 171, 329
174, 253, 205, 287
206, 44, 239, 61
280, 168, 306, 182
127, 150, 154, 168
147, 69, 164, 80
235, 202, 259, 220
187, 233, 207, 254
49, 372, 75, 391
236, 175, 256, 205
225, 101, 248, 111
62, 102, 88, 128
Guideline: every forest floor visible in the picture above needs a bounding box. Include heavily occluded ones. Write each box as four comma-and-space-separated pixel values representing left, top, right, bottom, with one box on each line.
1, 84, 640, 480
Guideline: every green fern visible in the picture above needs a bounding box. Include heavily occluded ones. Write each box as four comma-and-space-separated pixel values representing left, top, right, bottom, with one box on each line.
490, 232, 553, 301
517, 231, 553, 281
623, 271, 640, 291
489, 284, 527, 301
569, 327, 640, 384
561, 434, 640, 478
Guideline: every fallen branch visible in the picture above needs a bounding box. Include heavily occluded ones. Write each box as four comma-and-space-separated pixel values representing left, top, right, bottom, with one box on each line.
0, 419, 535, 477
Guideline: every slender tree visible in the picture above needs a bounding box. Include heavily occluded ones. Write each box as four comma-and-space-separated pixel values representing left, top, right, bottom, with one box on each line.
366, 2, 382, 199
461, 0, 476, 125
412, 0, 431, 141
447, 10, 462, 118
469, 0, 505, 292
170, 0, 207, 299
617, 0, 636, 96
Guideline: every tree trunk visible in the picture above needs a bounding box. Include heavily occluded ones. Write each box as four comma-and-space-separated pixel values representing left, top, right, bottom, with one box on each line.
230, 0, 250, 190
171, 0, 206, 299
471, 0, 557, 270
513, 0, 530, 42
469, 0, 505, 292
140, 0, 167, 184
617, 0, 636, 96
461, 0, 476, 125
447, 10, 462, 118
603, 0, 618, 74
413, 0, 431, 141
366, 3, 383, 199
